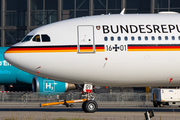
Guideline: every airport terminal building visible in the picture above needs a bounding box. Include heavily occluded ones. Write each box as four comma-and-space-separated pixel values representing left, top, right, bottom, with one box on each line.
0, 0, 180, 47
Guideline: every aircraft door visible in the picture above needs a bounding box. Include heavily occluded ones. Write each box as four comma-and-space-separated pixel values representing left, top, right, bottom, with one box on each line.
78, 25, 95, 53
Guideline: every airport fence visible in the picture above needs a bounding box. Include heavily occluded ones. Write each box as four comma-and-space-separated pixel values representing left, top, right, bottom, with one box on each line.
0, 92, 151, 102
0, 92, 152, 107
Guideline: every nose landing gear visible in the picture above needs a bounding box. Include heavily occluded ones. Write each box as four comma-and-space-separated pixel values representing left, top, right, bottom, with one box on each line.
81, 84, 98, 113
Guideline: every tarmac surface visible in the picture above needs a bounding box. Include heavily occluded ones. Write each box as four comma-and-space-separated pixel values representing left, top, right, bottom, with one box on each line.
0, 106, 180, 120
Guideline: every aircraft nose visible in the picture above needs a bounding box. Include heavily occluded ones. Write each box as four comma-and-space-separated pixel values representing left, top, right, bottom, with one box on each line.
3, 48, 20, 67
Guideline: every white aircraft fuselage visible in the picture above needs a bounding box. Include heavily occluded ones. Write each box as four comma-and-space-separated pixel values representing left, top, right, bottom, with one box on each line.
4, 13, 180, 87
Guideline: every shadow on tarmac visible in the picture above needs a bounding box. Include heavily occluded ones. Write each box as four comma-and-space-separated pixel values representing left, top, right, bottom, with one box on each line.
0, 108, 179, 112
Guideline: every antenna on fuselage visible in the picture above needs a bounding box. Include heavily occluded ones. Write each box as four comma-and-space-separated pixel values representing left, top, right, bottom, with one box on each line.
120, 8, 125, 15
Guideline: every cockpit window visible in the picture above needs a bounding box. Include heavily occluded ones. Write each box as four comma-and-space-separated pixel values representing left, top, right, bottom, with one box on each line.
33, 35, 41, 42
41, 34, 51, 42
21, 35, 33, 42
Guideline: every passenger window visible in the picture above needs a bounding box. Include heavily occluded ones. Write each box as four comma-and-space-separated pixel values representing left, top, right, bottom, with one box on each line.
124, 36, 128, 41
138, 36, 141, 41
145, 36, 148, 41
131, 36, 135, 41
165, 36, 168, 40
33, 35, 41, 42
42, 34, 51, 42
111, 36, 114, 41
117, 36, 121, 41
151, 36, 155, 41
104, 37, 108, 41
158, 36, 161, 40
179, 36, 180, 40
172, 36, 175, 40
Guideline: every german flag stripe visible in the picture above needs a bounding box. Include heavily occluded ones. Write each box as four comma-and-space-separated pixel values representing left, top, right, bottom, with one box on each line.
128, 44, 180, 51
7, 47, 77, 51
5, 45, 105, 53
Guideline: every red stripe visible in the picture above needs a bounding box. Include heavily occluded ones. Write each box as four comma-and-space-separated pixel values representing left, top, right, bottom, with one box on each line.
95, 46, 105, 49
8, 47, 77, 51
80, 47, 93, 49
9, 47, 104, 50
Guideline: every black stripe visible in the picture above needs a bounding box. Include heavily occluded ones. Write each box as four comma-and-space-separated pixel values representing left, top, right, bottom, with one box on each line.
96, 45, 104, 47
79, 45, 104, 47
11, 45, 104, 48
11, 45, 77, 48
80, 45, 93, 47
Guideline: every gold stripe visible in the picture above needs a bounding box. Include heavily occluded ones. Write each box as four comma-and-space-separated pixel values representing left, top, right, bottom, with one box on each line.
5, 50, 77, 53
95, 49, 105, 52
79, 49, 105, 52
79, 49, 94, 52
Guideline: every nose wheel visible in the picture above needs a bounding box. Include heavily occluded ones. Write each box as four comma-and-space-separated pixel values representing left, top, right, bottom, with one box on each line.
82, 100, 98, 113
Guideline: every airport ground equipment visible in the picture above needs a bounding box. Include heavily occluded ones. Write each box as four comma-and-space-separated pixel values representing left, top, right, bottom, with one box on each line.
40, 99, 87, 107
40, 98, 98, 113
152, 88, 180, 107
